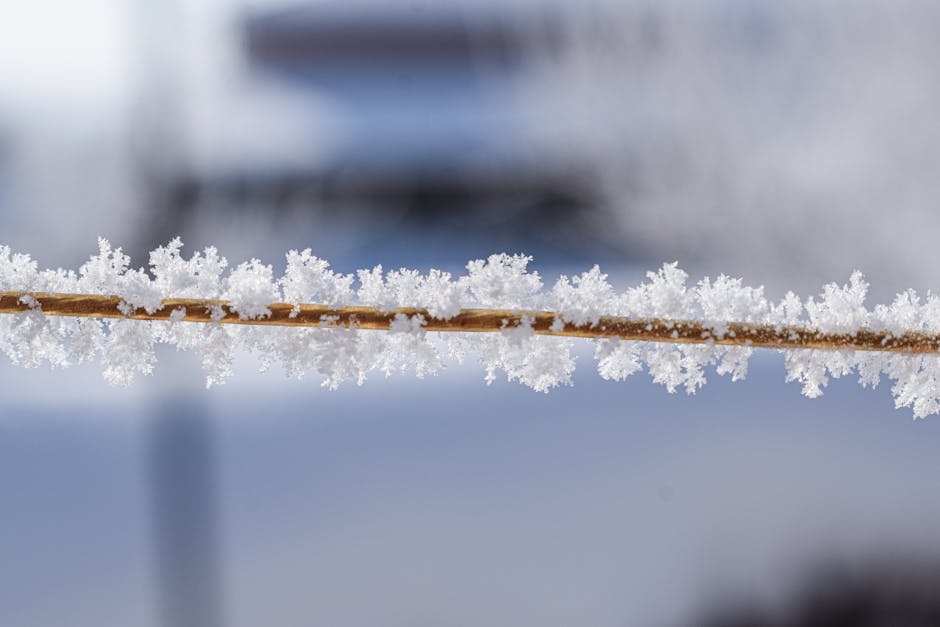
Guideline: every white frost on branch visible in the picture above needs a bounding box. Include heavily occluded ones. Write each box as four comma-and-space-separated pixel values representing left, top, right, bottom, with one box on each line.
4, 240, 940, 416
281, 248, 353, 313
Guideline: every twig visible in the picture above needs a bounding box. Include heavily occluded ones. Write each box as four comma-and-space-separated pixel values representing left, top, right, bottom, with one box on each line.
1, 291, 937, 354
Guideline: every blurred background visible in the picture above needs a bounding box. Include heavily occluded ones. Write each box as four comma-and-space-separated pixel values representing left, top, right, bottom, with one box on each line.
3, 0, 940, 625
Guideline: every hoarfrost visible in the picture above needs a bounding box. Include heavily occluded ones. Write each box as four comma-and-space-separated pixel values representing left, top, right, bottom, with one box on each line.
281, 248, 352, 312
552, 265, 613, 326
479, 316, 574, 392
4, 239, 940, 417
466, 253, 542, 309
149, 238, 228, 300
224, 259, 278, 320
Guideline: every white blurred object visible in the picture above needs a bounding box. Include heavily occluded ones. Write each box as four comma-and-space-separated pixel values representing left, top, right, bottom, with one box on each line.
0, 0, 138, 265
171, 0, 347, 178
0, 0, 346, 266
0, 0, 130, 109
516, 0, 940, 297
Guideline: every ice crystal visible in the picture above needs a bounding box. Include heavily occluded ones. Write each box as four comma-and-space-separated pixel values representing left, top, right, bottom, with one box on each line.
551, 266, 614, 327
281, 249, 353, 312
4, 238, 940, 417
466, 253, 542, 309
224, 259, 278, 320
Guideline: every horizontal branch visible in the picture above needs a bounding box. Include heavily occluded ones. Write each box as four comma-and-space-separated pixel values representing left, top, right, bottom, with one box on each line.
1, 291, 938, 354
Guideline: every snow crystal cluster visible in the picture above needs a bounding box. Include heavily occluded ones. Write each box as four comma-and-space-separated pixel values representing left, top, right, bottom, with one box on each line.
3, 238, 940, 417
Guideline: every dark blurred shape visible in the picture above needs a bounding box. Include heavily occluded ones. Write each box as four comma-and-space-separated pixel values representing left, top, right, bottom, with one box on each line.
699, 556, 940, 627
137, 2, 598, 261
245, 4, 538, 70
150, 398, 224, 627
0, 133, 7, 210
167, 168, 595, 229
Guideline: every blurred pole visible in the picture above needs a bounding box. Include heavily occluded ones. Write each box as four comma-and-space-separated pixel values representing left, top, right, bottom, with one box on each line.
130, 0, 227, 623
149, 388, 224, 627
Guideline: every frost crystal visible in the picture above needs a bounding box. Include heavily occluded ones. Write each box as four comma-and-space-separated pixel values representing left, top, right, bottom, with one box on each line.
552, 266, 614, 327
5, 238, 940, 418
224, 259, 278, 320
466, 254, 542, 309
281, 249, 353, 312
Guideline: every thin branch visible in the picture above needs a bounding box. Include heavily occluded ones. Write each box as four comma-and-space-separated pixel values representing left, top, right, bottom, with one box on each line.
2, 291, 937, 354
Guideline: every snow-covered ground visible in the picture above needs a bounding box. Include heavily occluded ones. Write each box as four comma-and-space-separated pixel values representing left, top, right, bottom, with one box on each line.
2, 343, 940, 627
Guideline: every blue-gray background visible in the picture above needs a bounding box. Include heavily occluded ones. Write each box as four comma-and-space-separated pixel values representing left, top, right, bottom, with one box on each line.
2, 1, 940, 626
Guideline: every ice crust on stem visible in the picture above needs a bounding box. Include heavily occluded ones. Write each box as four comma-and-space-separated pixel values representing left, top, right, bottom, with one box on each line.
3, 239, 940, 417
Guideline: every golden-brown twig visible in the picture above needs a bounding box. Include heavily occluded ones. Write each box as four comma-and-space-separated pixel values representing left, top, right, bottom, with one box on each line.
1, 291, 937, 354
